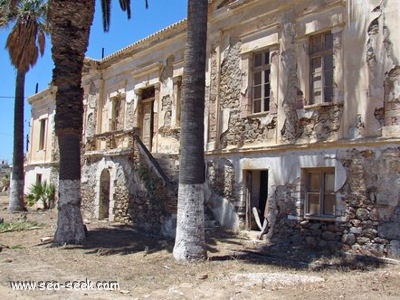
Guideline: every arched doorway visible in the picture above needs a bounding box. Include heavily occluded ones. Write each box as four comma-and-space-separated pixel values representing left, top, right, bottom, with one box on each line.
99, 169, 111, 220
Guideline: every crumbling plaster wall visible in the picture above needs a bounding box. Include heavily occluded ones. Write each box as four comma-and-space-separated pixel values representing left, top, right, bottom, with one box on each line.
81, 150, 174, 234
344, 0, 400, 139
205, 149, 346, 231
155, 56, 181, 155
208, 0, 400, 147
337, 146, 400, 257
205, 144, 400, 257
207, 1, 348, 149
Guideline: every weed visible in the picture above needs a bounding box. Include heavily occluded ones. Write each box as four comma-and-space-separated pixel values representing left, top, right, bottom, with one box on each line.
0, 220, 41, 233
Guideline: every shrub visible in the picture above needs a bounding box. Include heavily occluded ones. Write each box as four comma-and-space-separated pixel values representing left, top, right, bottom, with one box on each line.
25, 181, 56, 209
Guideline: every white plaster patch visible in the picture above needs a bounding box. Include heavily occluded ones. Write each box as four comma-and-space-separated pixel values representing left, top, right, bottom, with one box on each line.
58, 180, 81, 205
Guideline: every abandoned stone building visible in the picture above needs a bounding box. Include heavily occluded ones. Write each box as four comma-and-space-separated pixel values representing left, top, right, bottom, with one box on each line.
25, 0, 400, 258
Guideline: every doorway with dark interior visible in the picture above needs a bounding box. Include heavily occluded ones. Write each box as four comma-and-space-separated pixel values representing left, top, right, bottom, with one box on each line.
244, 169, 268, 230
99, 169, 111, 220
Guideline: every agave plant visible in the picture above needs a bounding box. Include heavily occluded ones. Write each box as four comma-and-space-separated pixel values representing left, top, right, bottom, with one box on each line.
25, 181, 55, 209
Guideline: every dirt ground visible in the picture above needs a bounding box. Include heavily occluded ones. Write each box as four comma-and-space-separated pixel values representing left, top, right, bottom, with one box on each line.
1, 194, 400, 300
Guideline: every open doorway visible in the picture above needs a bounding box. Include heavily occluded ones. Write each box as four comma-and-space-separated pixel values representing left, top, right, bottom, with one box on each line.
99, 169, 111, 220
244, 169, 268, 230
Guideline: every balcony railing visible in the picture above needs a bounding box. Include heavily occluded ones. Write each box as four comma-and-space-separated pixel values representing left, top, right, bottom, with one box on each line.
85, 128, 136, 155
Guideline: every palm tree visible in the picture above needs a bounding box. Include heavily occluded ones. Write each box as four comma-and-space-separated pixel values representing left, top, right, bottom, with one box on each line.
173, 0, 208, 262
3, 0, 47, 213
48, 0, 95, 244
48, 0, 144, 244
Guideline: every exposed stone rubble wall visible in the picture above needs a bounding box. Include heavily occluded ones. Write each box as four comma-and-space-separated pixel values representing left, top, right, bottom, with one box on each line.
82, 138, 178, 234
218, 41, 243, 147
205, 146, 400, 257
297, 103, 343, 142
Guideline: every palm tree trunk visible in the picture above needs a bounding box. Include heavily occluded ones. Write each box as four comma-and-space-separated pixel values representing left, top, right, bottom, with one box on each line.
173, 0, 208, 262
9, 69, 25, 212
50, 0, 95, 244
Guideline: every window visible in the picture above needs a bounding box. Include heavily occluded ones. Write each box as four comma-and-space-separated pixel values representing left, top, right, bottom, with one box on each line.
36, 174, 42, 185
38, 119, 46, 150
252, 50, 271, 113
309, 32, 334, 105
111, 97, 121, 131
110, 95, 125, 131
304, 168, 335, 217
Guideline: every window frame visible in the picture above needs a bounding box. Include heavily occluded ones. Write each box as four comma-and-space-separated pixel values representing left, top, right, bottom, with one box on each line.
308, 31, 334, 105
38, 118, 46, 150
251, 49, 271, 114
110, 94, 125, 132
304, 167, 336, 219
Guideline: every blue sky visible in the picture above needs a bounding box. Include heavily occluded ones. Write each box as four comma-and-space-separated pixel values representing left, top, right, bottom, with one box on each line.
0, 0, 187, 163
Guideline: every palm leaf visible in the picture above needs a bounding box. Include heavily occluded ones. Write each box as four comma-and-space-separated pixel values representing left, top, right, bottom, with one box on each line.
101, 0, 149, 32
118, 0, 131, 19
38, 30, 45, 56
101, 0, 111, 32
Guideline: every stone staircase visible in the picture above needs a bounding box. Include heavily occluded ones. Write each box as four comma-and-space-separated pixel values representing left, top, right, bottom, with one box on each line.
152, 153, 180, 183
135, 137, 220, 231
152, 155, 220, 231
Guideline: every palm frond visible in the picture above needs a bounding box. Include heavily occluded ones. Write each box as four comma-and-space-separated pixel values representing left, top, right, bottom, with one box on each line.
101, 0, 111, 32
101, 0, 149, 32
118, 0, 131, 19
38, 29, 45, 56
5, 0, 48, 72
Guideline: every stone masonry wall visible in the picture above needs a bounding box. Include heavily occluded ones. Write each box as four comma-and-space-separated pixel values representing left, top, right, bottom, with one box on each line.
129, 140, 177, 234
218, 41, 243, 147
204, 146, 399, 258
81, 156, 133, 223
338, 147, 400, 257
81, 147, 176, 234
266, 146, 400, 258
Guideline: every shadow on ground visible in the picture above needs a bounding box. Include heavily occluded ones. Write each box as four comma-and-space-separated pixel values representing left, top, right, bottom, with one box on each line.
54, 223, 391, 273
56, 225, 174, 256
207, 231, 390, 272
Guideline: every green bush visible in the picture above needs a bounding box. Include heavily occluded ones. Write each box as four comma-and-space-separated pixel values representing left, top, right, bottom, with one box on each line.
25, 181, 56, 209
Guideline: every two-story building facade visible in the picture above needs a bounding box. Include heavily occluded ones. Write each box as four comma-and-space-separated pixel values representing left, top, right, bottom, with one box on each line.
26, 0, 400, 257
25, 87, 58, 194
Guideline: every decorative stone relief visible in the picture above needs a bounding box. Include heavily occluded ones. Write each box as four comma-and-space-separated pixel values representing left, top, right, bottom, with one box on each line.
86, 113, 95, 138
160, 55, 174, 84
125, 101, 135, 129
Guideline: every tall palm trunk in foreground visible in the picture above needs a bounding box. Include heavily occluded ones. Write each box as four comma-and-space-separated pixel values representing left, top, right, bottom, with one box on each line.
49, 0, 95, 244
173, 0, 208, 262
9, 69, 25, 212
